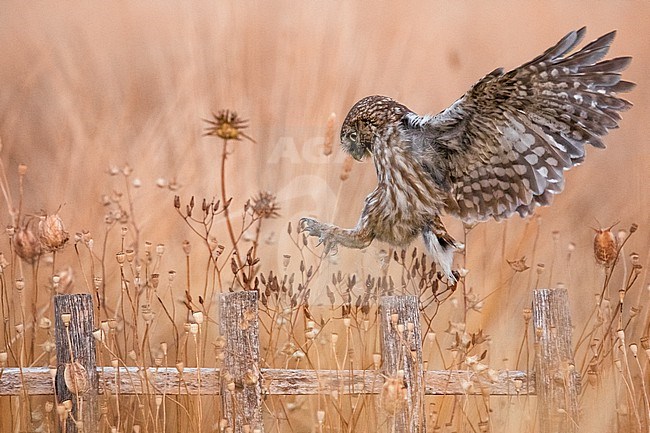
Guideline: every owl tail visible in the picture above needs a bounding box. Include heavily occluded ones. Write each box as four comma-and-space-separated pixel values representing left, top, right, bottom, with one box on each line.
422, 218, 461, 283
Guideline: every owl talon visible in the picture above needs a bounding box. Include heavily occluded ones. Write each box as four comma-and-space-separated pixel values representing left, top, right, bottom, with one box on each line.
299, 217, 322, 237
298, 217, 339, 255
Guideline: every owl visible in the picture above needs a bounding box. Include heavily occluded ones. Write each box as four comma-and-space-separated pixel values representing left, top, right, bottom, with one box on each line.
300, 28, 633, 281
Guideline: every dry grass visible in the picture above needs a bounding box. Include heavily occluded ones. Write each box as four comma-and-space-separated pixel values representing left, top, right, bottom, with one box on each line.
0, 1, 648, 432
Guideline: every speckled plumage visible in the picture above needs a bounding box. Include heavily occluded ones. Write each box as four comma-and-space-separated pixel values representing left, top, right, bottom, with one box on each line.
300, 28, 634, 280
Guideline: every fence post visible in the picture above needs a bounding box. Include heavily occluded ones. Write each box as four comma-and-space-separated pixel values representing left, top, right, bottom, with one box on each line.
532, 288, 580, 433
379, 295, 424, 433
219, 290, 264, 433
54, 294, 98, 433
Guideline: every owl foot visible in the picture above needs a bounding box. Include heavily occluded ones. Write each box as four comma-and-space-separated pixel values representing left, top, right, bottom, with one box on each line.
299, 217, 339, 255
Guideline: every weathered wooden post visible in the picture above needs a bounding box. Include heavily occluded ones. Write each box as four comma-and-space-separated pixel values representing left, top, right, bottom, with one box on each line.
379, 295, 424, 433
54, 294, 98, 433
219, 290, 264, 433
533, 288, 580, 433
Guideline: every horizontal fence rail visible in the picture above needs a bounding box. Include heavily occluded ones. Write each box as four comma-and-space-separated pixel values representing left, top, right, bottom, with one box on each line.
0, 367, 535, 396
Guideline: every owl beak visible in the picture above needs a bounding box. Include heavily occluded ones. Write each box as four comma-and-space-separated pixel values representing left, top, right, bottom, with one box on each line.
351, 147, 370, 162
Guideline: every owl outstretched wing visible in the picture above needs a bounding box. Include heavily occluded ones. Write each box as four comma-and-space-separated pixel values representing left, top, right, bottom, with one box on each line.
403, 27, 634, 223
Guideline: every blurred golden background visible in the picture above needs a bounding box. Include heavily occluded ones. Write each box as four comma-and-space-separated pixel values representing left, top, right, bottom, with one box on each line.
0, 1, 648, 432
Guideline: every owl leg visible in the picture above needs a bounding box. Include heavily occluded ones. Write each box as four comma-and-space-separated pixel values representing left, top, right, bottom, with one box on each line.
422, 217, 460, 283
299, 217, 374, 254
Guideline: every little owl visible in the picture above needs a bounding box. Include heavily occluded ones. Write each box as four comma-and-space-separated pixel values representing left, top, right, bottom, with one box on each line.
300, 28, 633, 281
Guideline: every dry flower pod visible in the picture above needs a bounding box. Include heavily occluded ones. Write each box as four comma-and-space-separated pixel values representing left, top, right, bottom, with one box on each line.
39, 213, 69, 251
251, 191, 280, 219
593, 223, 618, 266
13, 225, 42, 263
204, 110, 255, 142
64, 361, 89, 394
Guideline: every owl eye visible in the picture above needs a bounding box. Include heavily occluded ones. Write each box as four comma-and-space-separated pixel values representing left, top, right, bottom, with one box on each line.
349, 132, 358, 142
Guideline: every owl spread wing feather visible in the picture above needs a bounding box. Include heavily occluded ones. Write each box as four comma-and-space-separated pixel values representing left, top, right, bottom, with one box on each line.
404, 28, 634, 223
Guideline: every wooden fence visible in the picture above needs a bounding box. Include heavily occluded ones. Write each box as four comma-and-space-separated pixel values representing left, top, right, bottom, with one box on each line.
0, 288, 580, 433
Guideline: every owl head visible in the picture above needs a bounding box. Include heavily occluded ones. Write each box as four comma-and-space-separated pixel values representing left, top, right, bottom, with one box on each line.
340, 95, 409, 161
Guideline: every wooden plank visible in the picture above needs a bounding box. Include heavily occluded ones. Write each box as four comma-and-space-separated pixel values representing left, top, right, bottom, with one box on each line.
219, 291, 264, 433
379, 295, 425, 433
54, 294, 98, 433
533, 288, 580, 433
0, 367, 535, 396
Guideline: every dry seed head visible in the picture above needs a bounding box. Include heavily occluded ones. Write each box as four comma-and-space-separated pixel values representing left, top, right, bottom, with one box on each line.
193, 311, 204, 324
380, 376, 407, 415
61, 313, 72, 326
593, 225, 618, 266
125, 249, 135, 262
204, 109, 254, 142
64, 361, 89, 394
39, 317, 51, 329
14, 225, 42, 263
42, 340, 55, 352
141, 308, 154, 323
323, 112, 336, 156
244, 369, 258, 386
340, 155, 354, 181
506, 256, 530, 272
39, 213, 69, 251
251, 191, 280, 219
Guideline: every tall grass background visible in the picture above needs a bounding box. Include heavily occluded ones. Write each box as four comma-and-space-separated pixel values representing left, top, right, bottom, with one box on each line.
0, 1, 648, 432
